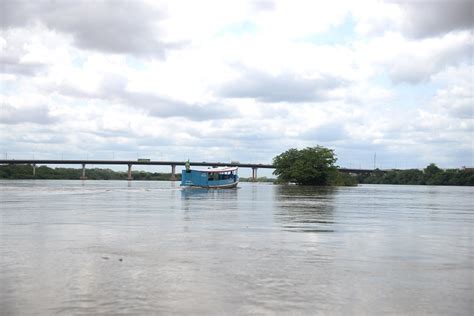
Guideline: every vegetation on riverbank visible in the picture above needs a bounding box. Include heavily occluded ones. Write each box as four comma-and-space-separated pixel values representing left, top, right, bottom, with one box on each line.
0, 164, 179, 181
1, 161, 472, 186
358, 163, 474, 186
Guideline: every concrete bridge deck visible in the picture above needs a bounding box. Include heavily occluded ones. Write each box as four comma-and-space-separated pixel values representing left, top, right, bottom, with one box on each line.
0, 159, 377, 180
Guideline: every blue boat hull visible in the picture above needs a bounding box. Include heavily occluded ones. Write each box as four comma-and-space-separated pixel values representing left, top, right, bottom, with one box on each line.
182, 181, 239, 189
181, 169, 239, 188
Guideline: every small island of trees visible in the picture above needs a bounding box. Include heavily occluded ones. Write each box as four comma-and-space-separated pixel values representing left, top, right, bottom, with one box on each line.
272, 146, 357, 186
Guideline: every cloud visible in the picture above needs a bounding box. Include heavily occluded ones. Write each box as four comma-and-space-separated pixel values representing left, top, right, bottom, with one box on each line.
0, 103, 57, 125
58, 74, 234, 121
0, 0, 176, 58
0, 55, 47, 76
252, 0, 275, 11
352, 0, 473, 39
301, 123, 348, 142
138, 96, 233, 121
398, 0, 473, 38
0, 32, 48, 76
219, 68, 348, 103
429, 65, 474, 120
359, 31, 473, 84
435, 86, 473, 120
101, 77, 235, 121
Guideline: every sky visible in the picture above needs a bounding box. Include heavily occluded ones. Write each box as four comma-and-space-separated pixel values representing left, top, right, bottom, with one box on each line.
1, 0, 473, 174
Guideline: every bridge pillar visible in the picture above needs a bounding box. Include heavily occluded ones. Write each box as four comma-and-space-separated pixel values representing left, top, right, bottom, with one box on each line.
170, 164, 177, 181
127, 164, 133, 181
32, 164, 36, 177
80, 164, 87, 180
252, 167, 258, 182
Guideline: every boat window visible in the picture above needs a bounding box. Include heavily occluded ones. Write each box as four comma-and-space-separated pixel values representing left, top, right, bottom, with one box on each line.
206, 170, 236, 181
208, 172, 219, 181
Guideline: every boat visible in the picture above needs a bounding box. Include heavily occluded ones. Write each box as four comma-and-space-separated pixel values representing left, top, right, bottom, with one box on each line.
181, 166, 239, 188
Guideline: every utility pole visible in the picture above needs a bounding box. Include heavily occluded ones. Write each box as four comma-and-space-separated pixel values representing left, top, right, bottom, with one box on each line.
374, 152, 377, 170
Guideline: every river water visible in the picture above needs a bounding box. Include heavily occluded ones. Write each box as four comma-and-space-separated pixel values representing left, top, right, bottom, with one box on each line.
0, 180, 472, 315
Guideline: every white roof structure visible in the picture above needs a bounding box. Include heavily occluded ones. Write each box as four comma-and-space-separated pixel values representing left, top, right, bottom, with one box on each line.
191, 166, 238, 173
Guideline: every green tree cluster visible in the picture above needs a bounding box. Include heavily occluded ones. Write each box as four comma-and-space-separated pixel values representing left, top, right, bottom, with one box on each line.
273, 146, 356, 186
358, 163, 474, 186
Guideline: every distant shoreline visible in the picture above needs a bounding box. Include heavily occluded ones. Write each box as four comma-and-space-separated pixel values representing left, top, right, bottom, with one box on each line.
0, 165, 472, 186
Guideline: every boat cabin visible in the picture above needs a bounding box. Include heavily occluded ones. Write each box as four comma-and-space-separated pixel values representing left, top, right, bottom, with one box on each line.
181, 167, 239, 188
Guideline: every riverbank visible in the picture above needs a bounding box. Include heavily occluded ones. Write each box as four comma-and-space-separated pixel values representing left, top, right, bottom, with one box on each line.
357, 165, 474, 186
0, 164, 178, 181
1, 164, 472, 186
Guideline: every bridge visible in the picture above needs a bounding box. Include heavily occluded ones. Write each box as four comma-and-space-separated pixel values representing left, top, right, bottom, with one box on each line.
0, 159, 376, 181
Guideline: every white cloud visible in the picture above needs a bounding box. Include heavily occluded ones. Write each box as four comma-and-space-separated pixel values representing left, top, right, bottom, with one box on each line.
0, 103, 56, 125
354, 31, 473, 83
399, 0, 473, 38
1, 0, 175, 57
352, 0, 473, 39
429, 65, 474, 120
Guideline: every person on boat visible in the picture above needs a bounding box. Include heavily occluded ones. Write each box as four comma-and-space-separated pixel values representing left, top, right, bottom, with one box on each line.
185, 159, 190, 172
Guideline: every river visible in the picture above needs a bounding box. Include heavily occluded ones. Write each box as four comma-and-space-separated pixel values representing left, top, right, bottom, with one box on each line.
0, 180, 472, 315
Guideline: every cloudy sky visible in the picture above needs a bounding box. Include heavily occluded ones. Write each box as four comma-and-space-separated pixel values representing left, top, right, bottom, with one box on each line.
1, 0, 473, 173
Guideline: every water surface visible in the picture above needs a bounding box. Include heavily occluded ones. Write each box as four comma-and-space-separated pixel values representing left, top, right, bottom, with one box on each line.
0, 180, 473, 314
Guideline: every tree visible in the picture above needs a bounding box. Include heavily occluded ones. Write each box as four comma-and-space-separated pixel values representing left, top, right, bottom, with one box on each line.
272, 146, 339, 185
423, 163, 444, 185
424, 163, 442, 177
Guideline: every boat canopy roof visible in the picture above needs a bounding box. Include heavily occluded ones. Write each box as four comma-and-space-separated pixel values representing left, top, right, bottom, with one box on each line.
191, 166, 238, 173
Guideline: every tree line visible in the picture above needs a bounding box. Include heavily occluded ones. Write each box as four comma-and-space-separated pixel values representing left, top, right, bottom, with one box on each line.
358, 163, 474, 186
0, 165, 180, 181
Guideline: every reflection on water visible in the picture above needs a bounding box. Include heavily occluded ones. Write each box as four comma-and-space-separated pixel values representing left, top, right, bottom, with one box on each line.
181, 187, 239, 200
274, 185, 336, 233
0, 180, 473, 315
